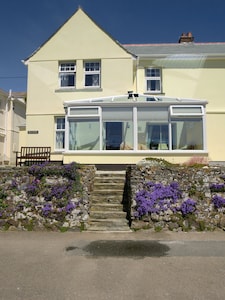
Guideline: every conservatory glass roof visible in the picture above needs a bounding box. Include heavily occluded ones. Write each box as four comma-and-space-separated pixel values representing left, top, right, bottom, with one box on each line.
64, 94, 207, 107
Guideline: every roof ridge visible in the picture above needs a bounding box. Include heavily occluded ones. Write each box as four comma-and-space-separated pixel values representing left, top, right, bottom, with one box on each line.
123, 42, 225, 46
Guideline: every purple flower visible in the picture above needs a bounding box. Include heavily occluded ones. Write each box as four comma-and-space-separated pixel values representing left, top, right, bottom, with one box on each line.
210, 183, 225, 192
65, 201, 76, 213
212, 195, 225, 209
42, 203, 52, 216
134, 181, 181, 218
178, 198, 196, 216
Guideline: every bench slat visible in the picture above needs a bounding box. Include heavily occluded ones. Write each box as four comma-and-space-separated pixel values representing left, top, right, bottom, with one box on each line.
16, 147, 51, 166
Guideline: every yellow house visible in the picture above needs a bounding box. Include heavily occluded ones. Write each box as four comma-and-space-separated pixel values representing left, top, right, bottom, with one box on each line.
22, 8, 225, 166
0, 89, 26, 165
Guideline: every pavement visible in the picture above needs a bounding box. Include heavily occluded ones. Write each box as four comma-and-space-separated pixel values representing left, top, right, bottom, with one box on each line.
0, 230, 225, 300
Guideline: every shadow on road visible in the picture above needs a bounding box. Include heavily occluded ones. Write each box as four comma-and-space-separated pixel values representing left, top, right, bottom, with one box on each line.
66, 240, 170, 258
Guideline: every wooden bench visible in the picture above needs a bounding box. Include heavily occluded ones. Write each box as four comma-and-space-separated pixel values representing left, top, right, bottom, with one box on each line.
16, 147, 51, 166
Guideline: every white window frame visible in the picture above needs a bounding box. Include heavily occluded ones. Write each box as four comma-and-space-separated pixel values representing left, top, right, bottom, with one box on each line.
55, 117, 65, 150
84, 61, 101, 88
170, 105, 204, 116
59, 62, 76, 88
145, 67, 161, 93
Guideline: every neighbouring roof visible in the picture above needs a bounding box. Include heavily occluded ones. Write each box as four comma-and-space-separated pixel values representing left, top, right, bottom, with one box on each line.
123, 43, 225, 58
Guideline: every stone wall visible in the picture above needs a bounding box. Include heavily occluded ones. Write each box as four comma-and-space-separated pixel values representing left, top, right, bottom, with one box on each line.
125, 160, 225, 232
0, 165, 96, 231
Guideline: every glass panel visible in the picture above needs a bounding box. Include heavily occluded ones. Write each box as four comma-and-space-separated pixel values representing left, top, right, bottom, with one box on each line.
137, 107, 168, 121
147, 80, 160, 91
60, 74, 75, 87
103, 121, 133, 150
146, 68, 160, 77
137, 107, 168, 150
70, 107, 99, 115
56, 132, 65, 149
60, 63, 75, 72
85, 74, 99, 86
102, 107, 133, 150
56, 118, 65, 129
102, 107, 133, 121
171, 106, 203, 115
69, 119, 100, 150
85, 62, 100, 71
171, 118, 203, 150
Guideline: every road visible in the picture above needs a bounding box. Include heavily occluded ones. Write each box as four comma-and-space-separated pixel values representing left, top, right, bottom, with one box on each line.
0, 230, 225, 300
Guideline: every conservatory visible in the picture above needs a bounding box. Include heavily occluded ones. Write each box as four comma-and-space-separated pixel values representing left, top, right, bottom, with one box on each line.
63, 94, 207, 156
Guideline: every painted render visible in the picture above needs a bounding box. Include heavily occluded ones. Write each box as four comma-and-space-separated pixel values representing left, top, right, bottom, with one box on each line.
22, 8, 225, 165
0, 89, 26, 165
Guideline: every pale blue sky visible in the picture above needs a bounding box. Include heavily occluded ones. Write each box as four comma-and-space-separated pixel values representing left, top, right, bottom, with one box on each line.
0, 0, 225, 92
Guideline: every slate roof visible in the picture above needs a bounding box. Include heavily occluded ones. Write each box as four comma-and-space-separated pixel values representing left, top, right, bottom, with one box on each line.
123, 43, 225, 58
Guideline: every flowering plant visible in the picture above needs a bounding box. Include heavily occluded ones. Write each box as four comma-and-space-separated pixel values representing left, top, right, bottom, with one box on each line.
134, 181, 181, 218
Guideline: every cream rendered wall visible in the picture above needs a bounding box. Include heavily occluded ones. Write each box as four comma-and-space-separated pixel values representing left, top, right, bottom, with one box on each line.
136, 58, 225, 162
25, 9, 134, 153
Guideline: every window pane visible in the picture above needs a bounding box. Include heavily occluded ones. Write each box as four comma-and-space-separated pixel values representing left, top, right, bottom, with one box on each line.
85, 74, 99, 86
69, 119, 100, 150
137, 107, 168, 122
85, 62, 100, 71
147, 80, 160, 91
60, 63, 75, 72
70, 107, 99, 115
171, 118, 203, 150
171, 106, 203, 115
56, 132, 65, 149
60, 74, 75, 87
103, 121, 133, 150
102, 107, 133, 150
146, 68, 160, 77
56, 118, 65, 129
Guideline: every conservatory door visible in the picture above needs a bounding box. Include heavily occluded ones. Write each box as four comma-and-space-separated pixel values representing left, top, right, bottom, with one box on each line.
105, 122, 122, 150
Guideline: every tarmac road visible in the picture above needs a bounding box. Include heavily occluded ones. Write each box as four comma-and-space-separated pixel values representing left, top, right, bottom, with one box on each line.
0, 230, 225, 300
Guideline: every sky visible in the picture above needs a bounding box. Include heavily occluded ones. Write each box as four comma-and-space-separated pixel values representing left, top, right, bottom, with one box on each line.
0, 0, 225, 92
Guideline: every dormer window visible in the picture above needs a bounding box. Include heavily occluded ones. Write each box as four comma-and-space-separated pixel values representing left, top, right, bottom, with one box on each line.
59, 62, 76, 87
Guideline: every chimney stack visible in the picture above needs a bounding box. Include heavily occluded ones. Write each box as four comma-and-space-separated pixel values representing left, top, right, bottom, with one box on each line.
178, 32, 194, 43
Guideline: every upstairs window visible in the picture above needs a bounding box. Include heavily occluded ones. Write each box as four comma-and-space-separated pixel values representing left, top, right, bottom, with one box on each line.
59, 63, 76, 87
145, 68, 161, 93
84, 61, 101, 87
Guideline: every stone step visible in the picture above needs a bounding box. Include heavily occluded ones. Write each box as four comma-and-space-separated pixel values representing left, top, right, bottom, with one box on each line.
89, 218, 129, 227
92, 189, 124, 195
93, 182, 125, 189
90, 203, 124, 211
90, 210, 126, 219
87, 226, 131, 232
91, 196, 123, 204
88, 170, 129, 231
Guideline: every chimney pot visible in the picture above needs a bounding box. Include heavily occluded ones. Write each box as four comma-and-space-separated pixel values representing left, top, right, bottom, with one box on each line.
178, 32, 194, 43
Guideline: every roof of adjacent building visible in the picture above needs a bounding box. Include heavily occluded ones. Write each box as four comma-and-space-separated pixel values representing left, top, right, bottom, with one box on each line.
123, 42, 225, 58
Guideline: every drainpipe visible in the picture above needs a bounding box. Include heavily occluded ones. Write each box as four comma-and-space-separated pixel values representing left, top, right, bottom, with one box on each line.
135, 57, 139, 94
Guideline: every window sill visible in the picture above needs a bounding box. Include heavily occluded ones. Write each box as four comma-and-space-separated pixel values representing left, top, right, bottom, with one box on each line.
144, 92, 165, 95
55, 88, 76, 93
75, 88, 103, 92
55, 88, 103, 93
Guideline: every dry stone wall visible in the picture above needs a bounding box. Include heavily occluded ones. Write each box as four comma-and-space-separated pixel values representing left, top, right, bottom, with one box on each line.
0, 165, 96, 231
126, 160, 225, 232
